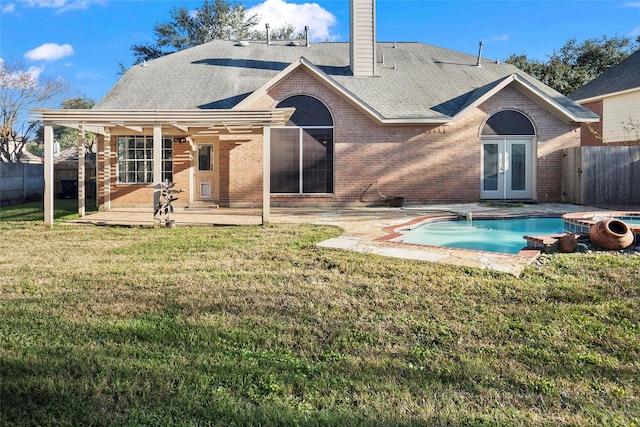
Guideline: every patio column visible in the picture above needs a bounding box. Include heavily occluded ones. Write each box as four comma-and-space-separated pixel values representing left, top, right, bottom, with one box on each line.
103, 129, 111, 210
262, 126, 271, 225
44, 122, 54, 227
78, 125, 85, 217
153, 125, 162, 209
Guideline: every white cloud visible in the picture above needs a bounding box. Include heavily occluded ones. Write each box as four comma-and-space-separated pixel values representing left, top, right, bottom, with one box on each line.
486, 33, 510, 43
631, 25, 640, 37
25, 0, 105, 13
248, 0, 337, 41
25, 43, 74, 61
621, 2, 640, 7
1, 3, 16, 13
25, 65, 44, 80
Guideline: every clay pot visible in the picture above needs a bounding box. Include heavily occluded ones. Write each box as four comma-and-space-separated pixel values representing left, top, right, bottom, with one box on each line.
387, 197, 406, 207
559, 233, 578, 253
589, 219, 634, 250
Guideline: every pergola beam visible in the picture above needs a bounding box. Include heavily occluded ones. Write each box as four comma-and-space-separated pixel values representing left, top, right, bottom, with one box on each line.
30, 109, 295, 134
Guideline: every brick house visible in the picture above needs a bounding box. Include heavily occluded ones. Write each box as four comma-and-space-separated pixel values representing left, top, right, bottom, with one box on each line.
36, 0, 598, 224
569, 49, 640, 146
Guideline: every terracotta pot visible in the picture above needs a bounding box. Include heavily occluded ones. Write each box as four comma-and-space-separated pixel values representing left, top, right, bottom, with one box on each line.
559, 233, 578, 253
387, 197, 405, 207
589, 219, 633, 250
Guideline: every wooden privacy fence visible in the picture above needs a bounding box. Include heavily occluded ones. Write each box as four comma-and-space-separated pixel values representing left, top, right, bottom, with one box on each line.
54, 162, 97, 199
563, 146, 640, 205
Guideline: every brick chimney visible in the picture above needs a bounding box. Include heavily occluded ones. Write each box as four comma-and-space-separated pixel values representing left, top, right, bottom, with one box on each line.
350, 0, 376, 77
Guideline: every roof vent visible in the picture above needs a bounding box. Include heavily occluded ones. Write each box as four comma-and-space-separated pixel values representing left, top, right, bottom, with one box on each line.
265, 23, 271, 45
305, 26, 310, 47
235, 41, 250, 47
287, 41, 301, 46
476, 41, 484, 67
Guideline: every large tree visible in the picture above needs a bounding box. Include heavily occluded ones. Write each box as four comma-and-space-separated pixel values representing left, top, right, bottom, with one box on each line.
131, 0, 260, 63
0, 61, 67, 163
506, 35, 640, 95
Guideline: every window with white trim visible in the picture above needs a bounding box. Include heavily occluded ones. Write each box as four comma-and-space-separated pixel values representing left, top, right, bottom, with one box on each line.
117, 135, 173, 183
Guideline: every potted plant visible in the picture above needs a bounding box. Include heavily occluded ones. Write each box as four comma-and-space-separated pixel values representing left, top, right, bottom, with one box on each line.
154, 180, 181, 228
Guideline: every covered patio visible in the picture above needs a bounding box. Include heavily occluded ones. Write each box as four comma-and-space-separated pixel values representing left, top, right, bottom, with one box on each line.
30, 108, 295, 227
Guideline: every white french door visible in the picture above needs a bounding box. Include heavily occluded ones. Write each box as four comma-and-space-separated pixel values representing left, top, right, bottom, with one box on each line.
481, 139, 532, 199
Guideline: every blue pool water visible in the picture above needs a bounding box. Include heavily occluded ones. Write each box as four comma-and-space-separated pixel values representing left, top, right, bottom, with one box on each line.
400, 217, 565, 254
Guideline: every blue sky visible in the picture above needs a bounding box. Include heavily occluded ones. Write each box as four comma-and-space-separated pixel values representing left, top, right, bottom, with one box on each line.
2, 0, 639, 104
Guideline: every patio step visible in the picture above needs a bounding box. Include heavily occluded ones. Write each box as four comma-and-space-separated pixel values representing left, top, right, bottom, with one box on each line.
185, 203, 219, 211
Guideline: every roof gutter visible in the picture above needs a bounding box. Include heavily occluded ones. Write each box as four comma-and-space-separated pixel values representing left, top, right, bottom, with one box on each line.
571, 86, 640, 104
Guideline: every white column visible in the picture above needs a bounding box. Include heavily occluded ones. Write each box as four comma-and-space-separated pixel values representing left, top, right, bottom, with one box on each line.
103, 129, 111, 210
262, 126, 271, 225
78, 125, 86, 217
153, 125, 162, 210
153, 125, 162, 184
44, 123, 54, 226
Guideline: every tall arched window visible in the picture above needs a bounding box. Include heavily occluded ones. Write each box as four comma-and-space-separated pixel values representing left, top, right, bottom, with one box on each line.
271, 95, 334, 194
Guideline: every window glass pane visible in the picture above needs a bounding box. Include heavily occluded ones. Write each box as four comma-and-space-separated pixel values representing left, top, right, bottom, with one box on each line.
483, 110, 535, 136
483, 144, 499, 191
162, 137, 173, 182
277, 95, 333, 127
271, 128, 300, 193
302, 129, 333, 193
117, 135, 161, 184
198, 145, 213, 171
510, 144, 526, 191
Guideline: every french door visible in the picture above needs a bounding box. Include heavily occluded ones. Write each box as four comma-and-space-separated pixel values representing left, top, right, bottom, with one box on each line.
481, 139, 532, 199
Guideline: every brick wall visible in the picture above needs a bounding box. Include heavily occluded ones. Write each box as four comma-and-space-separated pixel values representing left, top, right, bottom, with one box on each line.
244, 68, 580, 204
579, 100, 604, 146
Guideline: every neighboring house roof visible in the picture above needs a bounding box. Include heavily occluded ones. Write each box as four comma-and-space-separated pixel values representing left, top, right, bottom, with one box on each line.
55, 147, 79, 162
569, 49, 640, 102
96, 40, 597, 124
19, 150, 42, 164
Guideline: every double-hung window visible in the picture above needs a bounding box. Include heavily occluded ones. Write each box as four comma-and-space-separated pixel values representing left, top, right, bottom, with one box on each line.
271, 95, 334, 194
117, 135, 173, 183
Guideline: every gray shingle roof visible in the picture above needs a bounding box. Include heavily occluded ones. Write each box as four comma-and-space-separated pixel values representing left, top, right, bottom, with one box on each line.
568, 49, 640, 101
96, 40, 596, 121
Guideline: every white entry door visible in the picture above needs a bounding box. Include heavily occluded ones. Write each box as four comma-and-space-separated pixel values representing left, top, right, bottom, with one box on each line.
193, 142, 219, 202
481, 139, 532, 199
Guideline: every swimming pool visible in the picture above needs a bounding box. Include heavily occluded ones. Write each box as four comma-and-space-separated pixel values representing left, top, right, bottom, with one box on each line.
399, 217, 564, 254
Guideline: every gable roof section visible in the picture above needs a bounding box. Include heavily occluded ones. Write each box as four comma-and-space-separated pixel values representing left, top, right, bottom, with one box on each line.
569, 49, 640, 102
234, 57, 450, 125
96, 40, 597, 124
454, 74, 599, 123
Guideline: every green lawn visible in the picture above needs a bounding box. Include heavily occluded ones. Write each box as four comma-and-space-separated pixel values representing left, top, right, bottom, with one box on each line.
1, 202, 639, 426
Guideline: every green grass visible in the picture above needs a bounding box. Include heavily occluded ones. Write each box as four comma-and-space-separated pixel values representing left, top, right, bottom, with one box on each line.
0, 198, 97, 224
1, 203, 639, 426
